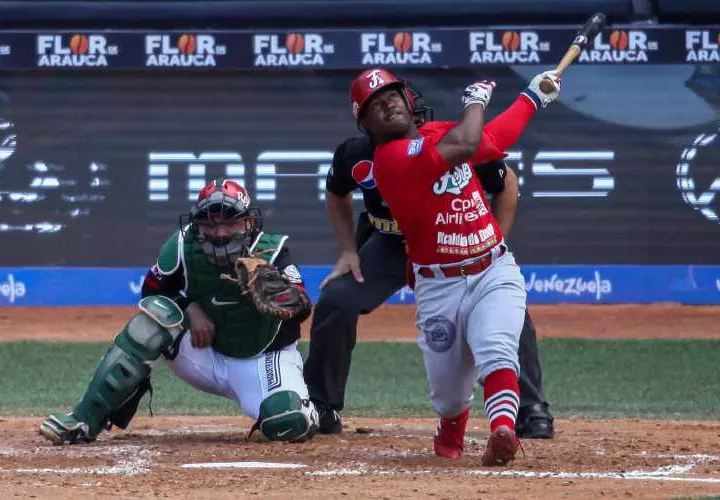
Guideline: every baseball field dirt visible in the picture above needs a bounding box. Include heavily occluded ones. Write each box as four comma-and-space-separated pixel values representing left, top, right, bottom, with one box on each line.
1, 304, 719, 499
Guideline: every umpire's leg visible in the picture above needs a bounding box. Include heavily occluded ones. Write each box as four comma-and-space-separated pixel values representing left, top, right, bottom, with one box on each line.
517, 310, 554, 438
304, 228, 407, 432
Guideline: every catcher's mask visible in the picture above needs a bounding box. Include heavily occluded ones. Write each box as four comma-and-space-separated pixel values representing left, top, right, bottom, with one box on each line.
181, 178, 262, 267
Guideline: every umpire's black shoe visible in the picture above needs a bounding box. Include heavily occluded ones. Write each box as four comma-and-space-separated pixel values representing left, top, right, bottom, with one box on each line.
516, 403, 554, 439
318, 408, 342, 435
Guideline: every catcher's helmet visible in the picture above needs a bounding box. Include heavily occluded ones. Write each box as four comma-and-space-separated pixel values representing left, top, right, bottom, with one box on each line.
183, 178, 262, 267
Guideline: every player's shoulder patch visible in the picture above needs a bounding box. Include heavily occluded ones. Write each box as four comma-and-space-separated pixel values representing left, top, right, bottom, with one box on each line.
281, 264, 303, 284
406, 138, 424, 156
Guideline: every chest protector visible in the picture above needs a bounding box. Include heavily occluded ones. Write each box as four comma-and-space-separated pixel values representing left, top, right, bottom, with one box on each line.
158, 229, 289, 359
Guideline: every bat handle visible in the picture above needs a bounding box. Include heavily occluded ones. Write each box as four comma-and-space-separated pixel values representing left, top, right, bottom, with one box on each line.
538, 45, 581, 93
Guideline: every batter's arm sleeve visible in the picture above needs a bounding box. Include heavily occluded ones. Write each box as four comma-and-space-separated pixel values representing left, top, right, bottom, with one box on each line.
482, 94, 537, 152
490, 165, 519, 237
475, 160, 507, 194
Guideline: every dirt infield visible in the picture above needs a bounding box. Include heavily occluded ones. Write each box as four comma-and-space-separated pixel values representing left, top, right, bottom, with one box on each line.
2, 304, 720, 342
1, 304, 719, 498
1, 417, 719, 499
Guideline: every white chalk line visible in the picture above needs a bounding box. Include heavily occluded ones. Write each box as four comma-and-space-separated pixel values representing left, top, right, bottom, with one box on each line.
308, 465, 720, 484
0, 445, 154, 476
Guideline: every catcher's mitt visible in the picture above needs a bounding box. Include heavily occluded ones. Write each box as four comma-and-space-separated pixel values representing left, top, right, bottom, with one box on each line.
226, 257, 311, 321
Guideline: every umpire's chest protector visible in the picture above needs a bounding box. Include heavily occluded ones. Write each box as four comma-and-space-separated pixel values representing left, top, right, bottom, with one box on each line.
158, 230, 287, 358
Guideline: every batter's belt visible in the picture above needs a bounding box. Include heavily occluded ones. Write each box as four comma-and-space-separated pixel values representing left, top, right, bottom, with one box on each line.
417, 244, 507, 278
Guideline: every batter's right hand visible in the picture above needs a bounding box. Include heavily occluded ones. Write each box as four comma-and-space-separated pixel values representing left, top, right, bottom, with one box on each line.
462, 80, 496, 110
320, 250, 364, 288
186, 302, 216, 348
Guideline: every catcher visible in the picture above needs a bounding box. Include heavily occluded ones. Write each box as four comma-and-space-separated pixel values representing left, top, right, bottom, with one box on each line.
40, 178, 318, 444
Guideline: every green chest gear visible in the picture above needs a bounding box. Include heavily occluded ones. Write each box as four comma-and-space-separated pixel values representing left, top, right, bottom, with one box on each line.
158, 229, 289, 359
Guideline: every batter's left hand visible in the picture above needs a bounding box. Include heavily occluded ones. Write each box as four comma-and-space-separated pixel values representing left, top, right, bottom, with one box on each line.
524, 70, 561, 108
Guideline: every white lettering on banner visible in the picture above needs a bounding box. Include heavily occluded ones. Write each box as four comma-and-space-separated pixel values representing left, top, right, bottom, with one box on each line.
685, 30, 720, 62
37, 34, 118, 67
0, 274, 26, 304
361, 32, 442, 66
579, 30, 658, 63
469, 31, 550, 64
676, 127, 720, 223
525, 271, 612, 301
129, 275, 144, 295
145, 35, 226, 67
716, 279, 720, 292
253, 34, 334, 67
531, 151, 615, 198
145, 149, 615, 203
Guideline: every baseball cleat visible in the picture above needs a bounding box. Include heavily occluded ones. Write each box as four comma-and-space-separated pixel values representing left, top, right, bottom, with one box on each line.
433, 408, 469, 460
39, 413, 95, 445
481, 425, 519, 466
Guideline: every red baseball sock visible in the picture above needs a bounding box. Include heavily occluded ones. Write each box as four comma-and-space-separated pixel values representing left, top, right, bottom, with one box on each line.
483, 368, 520, 433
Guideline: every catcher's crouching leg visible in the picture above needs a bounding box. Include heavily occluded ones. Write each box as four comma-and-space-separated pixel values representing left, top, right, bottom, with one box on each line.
39, 296, 183, 445
257, 391, 319, 442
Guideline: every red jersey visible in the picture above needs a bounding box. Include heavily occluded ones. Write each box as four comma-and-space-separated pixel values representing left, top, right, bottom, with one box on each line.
373, 94, 536, 265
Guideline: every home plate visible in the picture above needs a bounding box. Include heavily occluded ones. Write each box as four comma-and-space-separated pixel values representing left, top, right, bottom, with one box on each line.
181, 461, 306, 469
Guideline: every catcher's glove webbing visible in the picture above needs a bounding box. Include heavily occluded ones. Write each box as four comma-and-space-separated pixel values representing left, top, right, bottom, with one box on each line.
225, 257, 311, 321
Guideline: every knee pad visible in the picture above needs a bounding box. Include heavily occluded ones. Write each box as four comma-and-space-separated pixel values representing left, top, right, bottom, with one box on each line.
258, 391, 318, 442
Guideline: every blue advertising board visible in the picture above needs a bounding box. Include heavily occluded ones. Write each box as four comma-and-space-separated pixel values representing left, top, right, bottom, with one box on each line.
1, 266, 719, 306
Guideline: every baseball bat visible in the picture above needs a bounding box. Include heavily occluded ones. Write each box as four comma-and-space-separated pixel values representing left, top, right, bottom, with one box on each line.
538, 12, 607, 93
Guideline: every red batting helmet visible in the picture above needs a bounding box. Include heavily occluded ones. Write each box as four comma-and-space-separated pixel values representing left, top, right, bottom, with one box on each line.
350, 68, 412, 120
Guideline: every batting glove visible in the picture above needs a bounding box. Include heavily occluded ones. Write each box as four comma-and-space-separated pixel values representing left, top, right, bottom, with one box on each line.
462, 80, 496, 110
523, 70, 561, 109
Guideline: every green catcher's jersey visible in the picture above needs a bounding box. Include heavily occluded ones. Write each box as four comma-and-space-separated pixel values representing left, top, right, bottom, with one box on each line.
150, 229, 303, 359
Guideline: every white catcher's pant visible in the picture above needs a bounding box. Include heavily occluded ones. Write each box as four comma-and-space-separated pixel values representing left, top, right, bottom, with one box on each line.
164, 331, 310, 420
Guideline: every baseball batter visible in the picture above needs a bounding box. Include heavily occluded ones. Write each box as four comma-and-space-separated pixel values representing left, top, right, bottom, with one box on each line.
305, 79, 554, 439
350, 68, 560, 465
40, 179, 318, 445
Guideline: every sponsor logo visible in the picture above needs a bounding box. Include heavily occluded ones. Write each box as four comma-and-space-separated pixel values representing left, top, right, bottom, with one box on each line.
436, 224, 495, 247
145, 34, 226, 67
525, 271, 612, 301
253, 33, 334, 67
361, 32, 442, 65
351, 160, 376, 189
407, 138, 424, 156
685, 30, 720, 62
716, 279, 720, 292
211, 296, 242, 306
0, 273, 26, 304
435, 193, 490, 224
433, 164, 473, 195
282, 264, 303, 284
37, 34, 118, 67
469, 31, 550, 64
579, 30, 658, 63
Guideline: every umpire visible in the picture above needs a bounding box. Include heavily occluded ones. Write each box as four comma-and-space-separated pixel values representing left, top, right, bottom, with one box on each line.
303, 82, 554, 439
